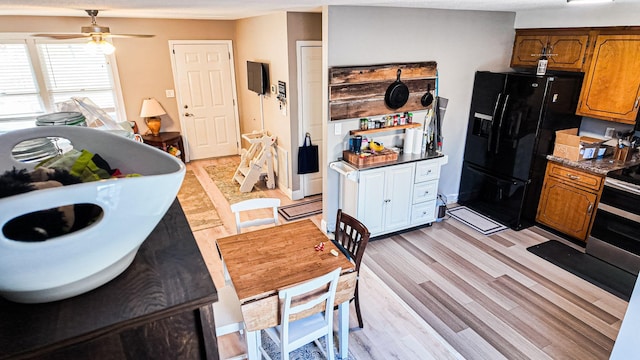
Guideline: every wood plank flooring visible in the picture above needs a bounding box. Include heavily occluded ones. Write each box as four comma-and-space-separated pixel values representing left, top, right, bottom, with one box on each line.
185, 157, 628, 360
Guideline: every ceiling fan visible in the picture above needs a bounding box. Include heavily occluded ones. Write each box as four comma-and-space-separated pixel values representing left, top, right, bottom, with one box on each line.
34, 10, 154, 40
33, 10, 153, 54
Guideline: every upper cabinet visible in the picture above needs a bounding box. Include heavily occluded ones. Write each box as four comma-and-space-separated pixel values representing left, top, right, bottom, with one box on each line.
510, 29, 590, 72
511, 27, 640, 125
576, 33, 640, 124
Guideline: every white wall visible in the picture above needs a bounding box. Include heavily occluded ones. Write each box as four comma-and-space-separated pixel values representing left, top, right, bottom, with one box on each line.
323, 6, 516, 230
515, 3, 640, 28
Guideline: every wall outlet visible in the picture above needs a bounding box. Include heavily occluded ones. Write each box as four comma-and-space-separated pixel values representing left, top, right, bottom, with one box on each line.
165, 89, 175, 98
334, 123, 342, 135
605, 127, 616, 139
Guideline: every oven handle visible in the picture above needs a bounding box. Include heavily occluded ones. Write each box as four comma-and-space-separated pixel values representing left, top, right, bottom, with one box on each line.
597, 203, 640, 224
605, 177, 640, 196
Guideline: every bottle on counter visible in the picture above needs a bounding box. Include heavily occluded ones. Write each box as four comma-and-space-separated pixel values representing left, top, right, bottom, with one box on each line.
361, 137, 369, 152
536, 47, 548, 76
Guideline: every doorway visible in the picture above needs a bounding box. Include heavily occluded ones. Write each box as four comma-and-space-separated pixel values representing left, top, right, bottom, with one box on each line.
170, 41, 240, 161
297, 41, 322, 197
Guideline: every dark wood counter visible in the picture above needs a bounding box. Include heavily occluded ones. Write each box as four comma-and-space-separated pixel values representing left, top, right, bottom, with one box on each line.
0, 199, 219, 360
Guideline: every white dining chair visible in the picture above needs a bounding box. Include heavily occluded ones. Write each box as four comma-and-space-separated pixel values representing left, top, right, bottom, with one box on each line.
212, 283, 247, 360
229, 198, 281, 234
260, 267, 342, 360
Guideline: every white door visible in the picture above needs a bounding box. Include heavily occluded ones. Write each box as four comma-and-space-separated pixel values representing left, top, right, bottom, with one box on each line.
171, 42, 239, 161
298, 42, 323, 197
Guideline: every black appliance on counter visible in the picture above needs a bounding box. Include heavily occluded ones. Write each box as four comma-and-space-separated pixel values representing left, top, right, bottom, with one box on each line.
587, 166, 640, 275
459, 71, 583, 230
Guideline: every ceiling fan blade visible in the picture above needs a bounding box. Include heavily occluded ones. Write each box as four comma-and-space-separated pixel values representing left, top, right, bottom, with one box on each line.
32, 10, 154, 42
32, 34, 91, 40
106, 34, 155, 39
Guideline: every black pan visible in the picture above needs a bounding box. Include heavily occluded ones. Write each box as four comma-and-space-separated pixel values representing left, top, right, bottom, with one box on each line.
421, 83, 434, 107
385, 69, 409, 109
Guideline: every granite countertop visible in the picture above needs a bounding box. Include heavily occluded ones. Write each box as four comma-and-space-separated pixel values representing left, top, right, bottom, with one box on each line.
547, 152, 640, 175
342, 150, 445, 171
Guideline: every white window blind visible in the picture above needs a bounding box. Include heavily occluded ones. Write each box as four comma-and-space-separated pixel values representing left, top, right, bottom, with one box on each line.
0, 37, 123, 122
38, 43, 115, 111
0, 42, 44, 117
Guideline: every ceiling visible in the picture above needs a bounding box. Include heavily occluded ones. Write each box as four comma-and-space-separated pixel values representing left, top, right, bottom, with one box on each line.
0, 0, 630, 20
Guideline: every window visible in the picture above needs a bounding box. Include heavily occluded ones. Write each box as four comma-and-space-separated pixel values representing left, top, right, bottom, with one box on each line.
0, 37, 124, 122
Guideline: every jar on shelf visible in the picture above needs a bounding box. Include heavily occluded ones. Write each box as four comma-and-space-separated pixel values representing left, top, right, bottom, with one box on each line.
360, 118, 368, 130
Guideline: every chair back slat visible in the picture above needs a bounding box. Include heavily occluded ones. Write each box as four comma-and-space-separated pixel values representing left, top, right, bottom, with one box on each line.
335, 209, 370, 271
229, 198, 280, 234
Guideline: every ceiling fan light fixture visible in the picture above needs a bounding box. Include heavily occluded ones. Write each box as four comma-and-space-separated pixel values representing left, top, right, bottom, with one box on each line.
87, 36, 115, 55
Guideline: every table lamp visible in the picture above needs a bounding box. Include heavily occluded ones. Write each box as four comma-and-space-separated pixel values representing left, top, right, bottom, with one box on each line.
139, 98, 166, 136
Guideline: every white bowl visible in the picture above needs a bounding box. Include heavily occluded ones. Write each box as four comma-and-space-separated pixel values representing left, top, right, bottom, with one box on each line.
0, 126, 186, 303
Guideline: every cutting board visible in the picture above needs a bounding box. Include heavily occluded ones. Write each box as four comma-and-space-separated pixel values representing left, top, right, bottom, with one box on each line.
343, 149, 399, 167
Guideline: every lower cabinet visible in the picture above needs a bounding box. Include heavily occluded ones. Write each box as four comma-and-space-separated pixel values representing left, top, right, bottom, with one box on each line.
411, 160, 440, 225
342, 156, 446, 237
357, 163, 414, 235
536, 161, 603, 241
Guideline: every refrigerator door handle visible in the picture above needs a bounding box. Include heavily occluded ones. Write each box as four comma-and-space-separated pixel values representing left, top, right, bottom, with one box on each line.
494, 94, 510, 154
488, 93, 503, 152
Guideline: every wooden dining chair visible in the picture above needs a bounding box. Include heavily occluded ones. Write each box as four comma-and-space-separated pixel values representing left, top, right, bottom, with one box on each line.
260, 267, 342, 360
334, 209, 370, 328
229, 198, 281, 234
212, 283, 247, 360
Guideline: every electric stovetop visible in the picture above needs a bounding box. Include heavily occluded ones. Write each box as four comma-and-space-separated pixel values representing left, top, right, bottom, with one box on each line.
607, 162, 640, 186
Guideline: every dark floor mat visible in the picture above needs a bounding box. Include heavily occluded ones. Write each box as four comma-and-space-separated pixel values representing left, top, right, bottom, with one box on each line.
527, 240, 637, 301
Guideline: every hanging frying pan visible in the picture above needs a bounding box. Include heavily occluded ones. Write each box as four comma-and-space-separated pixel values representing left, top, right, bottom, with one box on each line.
421, 83, 434, 107
385, 69, 409, 109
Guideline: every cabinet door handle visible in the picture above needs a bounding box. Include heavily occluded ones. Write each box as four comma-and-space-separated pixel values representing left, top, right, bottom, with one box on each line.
634, 96, 639, 109
587, 202, 594, 214
566, 173, 580, 180
384, 199, 391, 203
424, 191, 430, 195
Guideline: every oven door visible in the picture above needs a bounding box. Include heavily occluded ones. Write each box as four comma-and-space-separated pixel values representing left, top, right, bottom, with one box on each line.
587, 179, 640, 275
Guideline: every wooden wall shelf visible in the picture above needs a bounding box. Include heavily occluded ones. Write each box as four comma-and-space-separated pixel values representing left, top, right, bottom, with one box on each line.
329, 61, 437, 121
349, 122, 421, 136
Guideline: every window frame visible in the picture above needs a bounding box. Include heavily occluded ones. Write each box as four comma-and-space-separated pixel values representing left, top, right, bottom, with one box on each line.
0, 33, 126, 123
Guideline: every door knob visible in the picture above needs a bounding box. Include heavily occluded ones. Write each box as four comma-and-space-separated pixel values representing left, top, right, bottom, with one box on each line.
184, 112, 194, 117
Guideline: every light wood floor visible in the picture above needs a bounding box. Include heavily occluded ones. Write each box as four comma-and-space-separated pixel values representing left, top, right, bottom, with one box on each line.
186, 156, 628, 360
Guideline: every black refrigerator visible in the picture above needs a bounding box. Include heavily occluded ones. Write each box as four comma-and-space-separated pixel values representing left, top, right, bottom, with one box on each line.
458, 71, 583, 230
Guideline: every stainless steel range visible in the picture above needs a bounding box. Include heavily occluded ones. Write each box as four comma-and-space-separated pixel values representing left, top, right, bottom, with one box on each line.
587, 164, 640, 275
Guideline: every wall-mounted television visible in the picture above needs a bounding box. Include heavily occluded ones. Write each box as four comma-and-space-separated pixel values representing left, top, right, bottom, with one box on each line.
247, 61, 269, 95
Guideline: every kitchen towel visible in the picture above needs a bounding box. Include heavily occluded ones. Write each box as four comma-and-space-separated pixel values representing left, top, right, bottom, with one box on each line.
297, 133, 319, 174
412, 125, 423, 154
403, 128, 415, 154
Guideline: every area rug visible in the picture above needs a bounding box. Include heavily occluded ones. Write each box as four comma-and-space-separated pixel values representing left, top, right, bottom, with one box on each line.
204, 160, 265, 205
176, 170, 223, 231
260, 330, 355, 360
447, 206, 507, 235
278, 197, 322, 221
527, 240, 637, 301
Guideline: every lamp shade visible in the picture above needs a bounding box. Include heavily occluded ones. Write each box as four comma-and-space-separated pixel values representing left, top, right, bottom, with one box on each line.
139, 98, 166, 118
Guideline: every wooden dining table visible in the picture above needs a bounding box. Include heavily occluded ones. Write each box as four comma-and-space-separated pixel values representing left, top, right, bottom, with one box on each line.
216, 219, 357, 359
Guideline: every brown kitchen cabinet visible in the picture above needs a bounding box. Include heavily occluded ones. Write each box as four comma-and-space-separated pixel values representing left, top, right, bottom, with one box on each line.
510, 30, 590, 72
576, 33, 640, 124
536, 161, 604, 242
